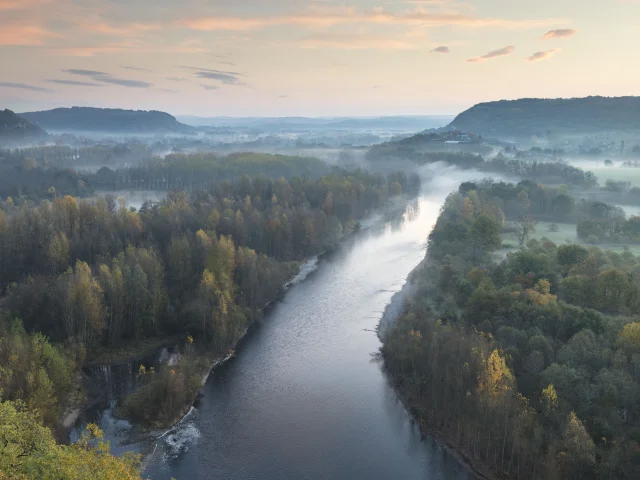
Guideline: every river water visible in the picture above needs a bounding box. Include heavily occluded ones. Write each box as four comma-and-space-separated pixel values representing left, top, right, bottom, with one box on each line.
138, 166, 479, 480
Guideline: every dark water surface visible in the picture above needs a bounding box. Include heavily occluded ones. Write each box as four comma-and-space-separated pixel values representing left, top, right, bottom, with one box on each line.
143, 169, 477, 480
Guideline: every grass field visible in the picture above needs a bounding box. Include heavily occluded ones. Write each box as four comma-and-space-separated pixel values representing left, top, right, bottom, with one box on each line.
568, 159, 640, 187
501, 221, 578, 246
499, 220, 640, 257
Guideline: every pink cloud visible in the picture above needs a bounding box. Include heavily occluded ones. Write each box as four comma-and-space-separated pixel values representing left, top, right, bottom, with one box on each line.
88, 23, 163, 36
467, 45, 515, 63
0, 25, 57, 45
543, 28, 576, 39
300, 33, 417, 50
180, 8, 563, 32
527, 49, 558, 61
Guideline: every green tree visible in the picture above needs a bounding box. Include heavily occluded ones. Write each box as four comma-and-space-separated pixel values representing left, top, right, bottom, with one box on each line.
471, 214, 501, 257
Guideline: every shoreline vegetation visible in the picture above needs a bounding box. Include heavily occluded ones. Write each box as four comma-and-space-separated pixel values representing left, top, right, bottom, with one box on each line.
379, 261, 494, 480
118, 195, 388, 434
118, 257, 309, 433
381, 178, 640, 479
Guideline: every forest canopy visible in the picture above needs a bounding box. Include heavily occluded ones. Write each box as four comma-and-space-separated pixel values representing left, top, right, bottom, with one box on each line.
382, 180, 640, 479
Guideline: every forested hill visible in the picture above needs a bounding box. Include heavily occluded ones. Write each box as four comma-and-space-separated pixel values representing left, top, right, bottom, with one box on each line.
0, 109, 47, 143
450, 96, 640, 138
20, 107, 196, 134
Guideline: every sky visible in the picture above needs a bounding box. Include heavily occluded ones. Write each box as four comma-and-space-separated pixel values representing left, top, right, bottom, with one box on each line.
0, 0, 638, 117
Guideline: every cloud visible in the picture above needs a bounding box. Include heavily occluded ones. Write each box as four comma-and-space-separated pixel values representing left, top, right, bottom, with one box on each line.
45, 79, 103, 87
430, 46, 450, 53
543, 28, 576, 39
180, 8, 563, 32
61, 69, 153, 88
62, 69, 109, 77
301, 32, 416, 50
121, 66, 152, 72
0, 0, 20, 8
278, 94, 288, 98
467, 45, 515, 63
201, 85, 219, 91
52, 45, 132, 57
0, 82, 53, 92
94, 77, 153, 88
183, 66, 246, 85
0, 0, 52, 9
372, 85, 380, 89
0, 25, 57, 46
167, 77, 187, 82
86, 22, 162, 37
527, 49, 558, 62
182, 66, 244, 76
194, 71, 243, 84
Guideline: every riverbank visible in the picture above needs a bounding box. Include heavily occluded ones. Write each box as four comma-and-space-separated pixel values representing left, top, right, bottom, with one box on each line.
142, 224, 370, 434
137, 254, 322, 467
155, 254, 322, 430
378, 253, 494, 480
387, 372, 495, 480
377, 261, 422, 339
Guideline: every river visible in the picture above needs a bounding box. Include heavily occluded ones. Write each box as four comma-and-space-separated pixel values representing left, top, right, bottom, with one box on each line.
70, 165, 485, 479
138, 166, 479, 480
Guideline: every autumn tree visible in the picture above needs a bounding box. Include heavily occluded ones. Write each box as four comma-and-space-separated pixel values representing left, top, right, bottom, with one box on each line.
0, 399, 141, 480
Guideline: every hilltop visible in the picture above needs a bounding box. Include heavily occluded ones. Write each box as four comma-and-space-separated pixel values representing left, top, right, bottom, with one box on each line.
20, 107, 196, 135
0, 109, 47, 144
450, 96, 640, 139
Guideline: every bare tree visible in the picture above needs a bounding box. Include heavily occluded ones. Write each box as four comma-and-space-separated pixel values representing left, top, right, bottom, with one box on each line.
514, 215, 537, 246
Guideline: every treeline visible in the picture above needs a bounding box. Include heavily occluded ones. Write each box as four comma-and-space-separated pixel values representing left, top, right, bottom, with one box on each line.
91, 152, 330, 191
593, 179, 640, 207
0, 148, 332, 201
382, 181, 640, 479
0, 148, 91, 199
484, 155, 598, 188
575, 201, 640, 244
0, 169, 418, 429
366, 140, 599, 190
366, 145, 485, 169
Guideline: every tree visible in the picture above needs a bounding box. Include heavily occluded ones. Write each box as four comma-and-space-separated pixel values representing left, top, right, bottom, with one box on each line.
0, 399, 141, 479
617, 322, 640, 356
471, 214, 502, 257
60, 261, 105, 347
557, 244, 589, 269
561, 411, 595, 478
514, 215, 537, 246
595, 268, 637, 313
551, 194, 575, 221
46, 232, 69, 275
541, 384, 558, 415
197, 269, 218, 338
478, 349, 514, 403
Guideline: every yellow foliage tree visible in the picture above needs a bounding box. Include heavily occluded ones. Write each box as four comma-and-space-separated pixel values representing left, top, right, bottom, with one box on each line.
617, 322, 640, 355
0, 400, 141, 480
525, 279, 557, 305
477, 349, 514, 405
